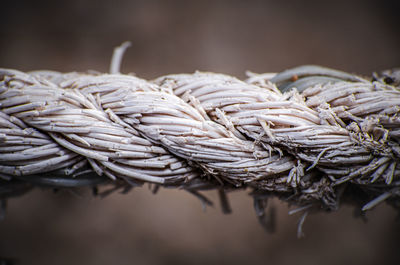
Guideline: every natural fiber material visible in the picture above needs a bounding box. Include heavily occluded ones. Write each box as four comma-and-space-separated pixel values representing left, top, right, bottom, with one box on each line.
1, 53, 400, 232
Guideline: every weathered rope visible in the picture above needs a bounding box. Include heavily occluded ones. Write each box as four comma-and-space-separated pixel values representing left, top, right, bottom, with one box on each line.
1, 48, 400, 233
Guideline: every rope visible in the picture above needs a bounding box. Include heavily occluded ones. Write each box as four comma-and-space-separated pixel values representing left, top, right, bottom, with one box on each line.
1, 48, 400, 229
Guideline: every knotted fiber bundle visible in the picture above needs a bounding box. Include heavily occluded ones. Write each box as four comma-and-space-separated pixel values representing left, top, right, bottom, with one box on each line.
1, 47, 399, 233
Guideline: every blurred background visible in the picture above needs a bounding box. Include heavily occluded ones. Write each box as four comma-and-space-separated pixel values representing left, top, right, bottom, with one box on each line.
1, 0, 400, 264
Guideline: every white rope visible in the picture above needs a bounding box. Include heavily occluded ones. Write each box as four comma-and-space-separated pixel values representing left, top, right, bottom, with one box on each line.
1, 64, 400, 213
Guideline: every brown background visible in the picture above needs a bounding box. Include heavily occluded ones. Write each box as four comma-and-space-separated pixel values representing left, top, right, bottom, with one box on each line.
1, 0, 400, 264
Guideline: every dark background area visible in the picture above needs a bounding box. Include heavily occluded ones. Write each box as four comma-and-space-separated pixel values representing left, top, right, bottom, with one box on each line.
1, 0, 400, 264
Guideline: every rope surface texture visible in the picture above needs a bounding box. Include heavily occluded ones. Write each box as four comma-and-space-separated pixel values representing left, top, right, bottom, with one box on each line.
1, 60, 400, 231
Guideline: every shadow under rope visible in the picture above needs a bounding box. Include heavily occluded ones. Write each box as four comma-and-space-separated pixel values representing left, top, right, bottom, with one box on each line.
0, 257, 16, 265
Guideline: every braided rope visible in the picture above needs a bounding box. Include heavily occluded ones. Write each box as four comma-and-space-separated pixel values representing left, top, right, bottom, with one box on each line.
1, 47, 400, 232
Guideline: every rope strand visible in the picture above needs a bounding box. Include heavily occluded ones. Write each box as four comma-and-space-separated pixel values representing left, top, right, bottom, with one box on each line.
1, 63, 400, 231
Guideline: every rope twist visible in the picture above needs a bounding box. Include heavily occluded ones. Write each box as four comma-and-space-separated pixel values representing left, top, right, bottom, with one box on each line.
1, 45, 400, 232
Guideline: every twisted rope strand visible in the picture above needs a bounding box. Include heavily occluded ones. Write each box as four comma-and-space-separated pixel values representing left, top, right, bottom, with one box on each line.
1, 62, 400, 228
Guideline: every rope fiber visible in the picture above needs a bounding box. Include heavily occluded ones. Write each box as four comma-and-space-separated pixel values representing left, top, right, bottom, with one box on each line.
1, 44, 400, 233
